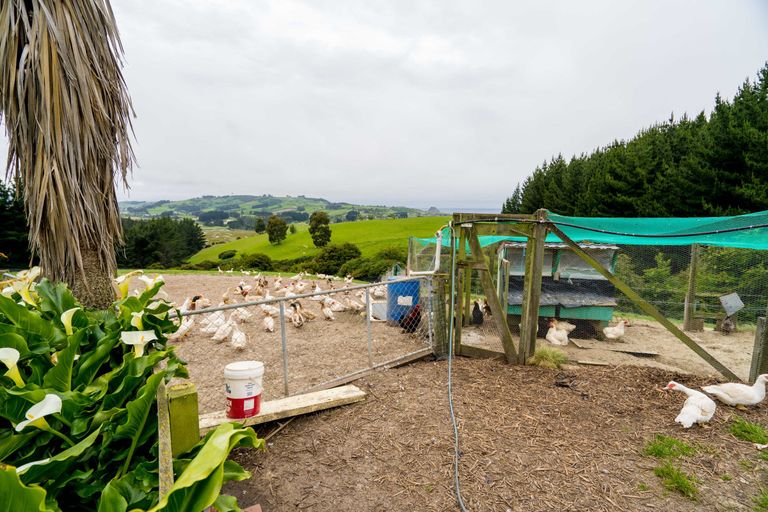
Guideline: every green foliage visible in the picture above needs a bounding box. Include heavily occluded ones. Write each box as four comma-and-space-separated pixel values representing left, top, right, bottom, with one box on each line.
309, 211, 332, 248
0, 273, 261, 511
730, 416, 768, 444
313, 243, 362, 275
289, 224, 297, 235
239, 253, 274, 271
755, 489, 768, 511
653, 462, 699, 500
253, 217, 266, 234
218, 250, 237, 260
526, 347, 567, 369
0, 180, 30, 266
643, 435, 696, 458
266, 215, 288, 245
119, 218, 205, 269
339, 247, 407, 281
506, 63, 768, 216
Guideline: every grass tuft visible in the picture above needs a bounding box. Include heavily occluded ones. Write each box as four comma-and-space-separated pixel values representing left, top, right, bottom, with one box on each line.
643, 435, 696, 459
755, 490, 768, 511
526, 347, 567, 369
653, 462, 698, 500
730, 416, 768, 444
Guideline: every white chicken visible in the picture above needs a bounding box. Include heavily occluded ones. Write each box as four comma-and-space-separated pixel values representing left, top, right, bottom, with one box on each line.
211, 317, 235, 343
545, 319, 569, 346
323, 297, 347, 312
702, 374, 768, 409
263, 315, 275, 332
169, 316, 194, 341
603, 319, 629, 341
344, 297, 365, 312
231, 307, 253, 323
260, 303, 279, 317
665, 381, 716, 428
554, 319, 576, 333
201, 311, 226, 334
230, 325, 247, 350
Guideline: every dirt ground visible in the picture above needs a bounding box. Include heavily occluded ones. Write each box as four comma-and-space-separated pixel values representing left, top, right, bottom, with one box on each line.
135, 274, 428, 414
227, 359, 768, 511
461, 318, 757, 381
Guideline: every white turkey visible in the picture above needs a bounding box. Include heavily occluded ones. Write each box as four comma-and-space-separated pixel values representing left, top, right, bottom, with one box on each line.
665, 381, 716, 428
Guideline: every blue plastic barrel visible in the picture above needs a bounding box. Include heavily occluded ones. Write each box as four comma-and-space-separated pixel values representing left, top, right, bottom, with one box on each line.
386, 280, 420, 322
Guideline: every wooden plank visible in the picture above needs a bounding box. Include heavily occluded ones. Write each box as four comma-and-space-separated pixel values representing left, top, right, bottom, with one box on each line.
548, 224, 741, 382
156, 378, 174, 497
467, 229, 519, 363
199, 385, 366, 433
576, 360, 610, 367
168, 383, 200, 457
519, 211, 547, 364
458, 343, 506, 360
569, 339, 588, 349
452, 212, 534, 223
300, 347, 433, 394
454, 229, 467, 355
609, 348, 659, 358
683, 244, 700, 331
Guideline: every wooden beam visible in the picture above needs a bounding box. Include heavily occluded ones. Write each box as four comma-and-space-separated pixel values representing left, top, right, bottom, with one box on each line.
750, 316, 768, 383
458, 344, 506, 360
168, 383, 200, 457
519, 211, 547, 364
199, 385, 366, 433
156, 378, 174, 497
452, 212, 534, 223
548, 224, 741, 382
432, 277, 449, 358
683, 244, 700, 331
300, 347, 433, 394
471, 223, 534, 238
454, 229, 467, 354
467, 229, 518, 363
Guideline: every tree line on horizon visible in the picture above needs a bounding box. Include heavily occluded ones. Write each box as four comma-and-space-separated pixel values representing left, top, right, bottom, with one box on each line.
502, 64, 768, 218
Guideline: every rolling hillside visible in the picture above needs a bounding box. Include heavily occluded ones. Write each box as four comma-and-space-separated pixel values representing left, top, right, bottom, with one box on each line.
189, 216, 449, 263
121, 194, 436, 223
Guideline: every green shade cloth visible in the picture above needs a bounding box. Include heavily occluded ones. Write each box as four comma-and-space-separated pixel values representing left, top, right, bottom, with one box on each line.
415, 210, 768, 250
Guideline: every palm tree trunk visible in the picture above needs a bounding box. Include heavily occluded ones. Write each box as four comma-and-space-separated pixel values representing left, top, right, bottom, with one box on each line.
67, 244, 118, 309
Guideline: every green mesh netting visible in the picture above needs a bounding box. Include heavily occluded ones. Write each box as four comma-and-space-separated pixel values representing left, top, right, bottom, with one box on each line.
414, 210, 768, 250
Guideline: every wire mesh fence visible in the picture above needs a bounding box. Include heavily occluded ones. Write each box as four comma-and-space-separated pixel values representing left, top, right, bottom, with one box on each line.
171, 275, 436, 414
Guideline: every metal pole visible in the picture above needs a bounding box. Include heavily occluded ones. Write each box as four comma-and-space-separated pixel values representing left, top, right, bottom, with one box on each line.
365, 288, 373, 367
279, 301, 289, 396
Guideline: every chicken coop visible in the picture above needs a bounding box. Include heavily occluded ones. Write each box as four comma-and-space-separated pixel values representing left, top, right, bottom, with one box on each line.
496, 241, 619, 334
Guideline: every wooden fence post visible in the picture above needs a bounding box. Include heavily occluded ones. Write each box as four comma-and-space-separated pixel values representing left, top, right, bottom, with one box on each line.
156, 379, 174, 498
750, 316, 768, 383
168, 383, 201, 457
432, 276, 449, 358
519, 211, 547, 364
683, 244, 700, 331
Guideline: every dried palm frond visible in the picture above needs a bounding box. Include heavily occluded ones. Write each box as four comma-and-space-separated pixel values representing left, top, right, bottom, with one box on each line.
0, 0, 134, 295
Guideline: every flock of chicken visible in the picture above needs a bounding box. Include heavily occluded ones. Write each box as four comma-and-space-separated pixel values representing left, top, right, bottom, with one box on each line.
664, 375, 768, 429
169, 272, 389, 351
544, 318, 630, 346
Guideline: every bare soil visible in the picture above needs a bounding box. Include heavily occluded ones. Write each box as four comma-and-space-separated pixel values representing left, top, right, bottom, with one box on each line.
227, 360, 768, 511
137, 274, 428, 414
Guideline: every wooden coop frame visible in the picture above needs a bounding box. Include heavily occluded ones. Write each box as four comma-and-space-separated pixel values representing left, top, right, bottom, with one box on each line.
450, 209, 741, 382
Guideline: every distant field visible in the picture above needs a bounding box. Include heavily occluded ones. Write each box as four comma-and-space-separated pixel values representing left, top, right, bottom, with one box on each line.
189, 216, 449, 263
202, 226, 262, 245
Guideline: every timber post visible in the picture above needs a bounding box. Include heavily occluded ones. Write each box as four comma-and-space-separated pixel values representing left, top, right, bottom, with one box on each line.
168, 383, 201, 457
683, 244, 700, 331
518, 209, 547, 364
156, 378, 174, 497
432, 275, 450, 358
749, 304, 768, 383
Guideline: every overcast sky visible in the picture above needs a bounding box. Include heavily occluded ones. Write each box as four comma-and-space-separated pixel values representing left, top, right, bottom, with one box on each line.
2, 1, 768, 210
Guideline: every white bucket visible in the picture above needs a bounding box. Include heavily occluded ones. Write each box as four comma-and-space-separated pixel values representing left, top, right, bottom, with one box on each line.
224, 360, 264, 419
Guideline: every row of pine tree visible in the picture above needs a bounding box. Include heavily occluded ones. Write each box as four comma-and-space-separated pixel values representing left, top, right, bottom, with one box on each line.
503, 64, 768, 217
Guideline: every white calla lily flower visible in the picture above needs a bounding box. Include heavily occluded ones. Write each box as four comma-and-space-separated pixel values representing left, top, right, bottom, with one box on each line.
120, 331, 157, 357
130, 311, 144, 330
113, 270, 143, 299
15, 458, 51, 474
1, 286, 13, 298
0, 347, 24, 387
138, 274, 164, 289
15, 394, 62, 432
60, 307, 81, 336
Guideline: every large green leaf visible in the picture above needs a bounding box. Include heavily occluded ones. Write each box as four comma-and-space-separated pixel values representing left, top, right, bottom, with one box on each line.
0, 332, 31, 357
0, 431, 36, 461
43, 331, 84, 392
0, 296, 63, 352
0, 467, 53, 512
18, 426, 102, 486
142, 424, 261, 512
34, 281, 78, 319
74, 334, 120, 388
